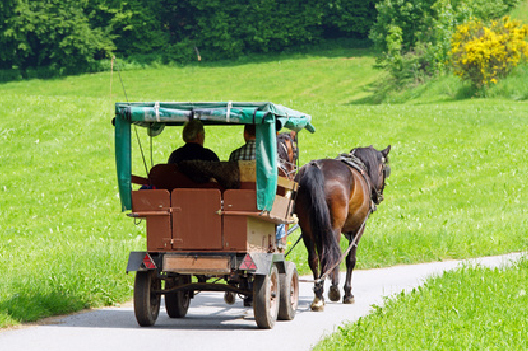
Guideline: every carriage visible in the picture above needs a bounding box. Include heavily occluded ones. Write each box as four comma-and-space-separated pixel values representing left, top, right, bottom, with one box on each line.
113, 102, 315, 329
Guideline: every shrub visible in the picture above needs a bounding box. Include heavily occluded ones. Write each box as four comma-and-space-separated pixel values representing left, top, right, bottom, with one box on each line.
376, 21, 434, 85
450, 16, 528, 88
370, 0, 521, 85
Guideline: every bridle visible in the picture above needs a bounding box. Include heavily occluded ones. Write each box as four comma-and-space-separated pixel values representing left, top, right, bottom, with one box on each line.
347, 149, 391, 206
277, 134, 298, 180
376, 155, 391, 204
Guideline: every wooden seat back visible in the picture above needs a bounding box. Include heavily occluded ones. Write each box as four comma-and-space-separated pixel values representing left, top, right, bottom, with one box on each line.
148, 163, 221, 191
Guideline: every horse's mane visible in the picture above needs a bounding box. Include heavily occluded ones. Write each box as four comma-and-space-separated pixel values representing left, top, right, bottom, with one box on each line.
350, 146, 382, 190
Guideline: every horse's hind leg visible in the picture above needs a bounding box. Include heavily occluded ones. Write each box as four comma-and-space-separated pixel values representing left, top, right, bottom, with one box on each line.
304, 234, 325, 311
310, 255, 325, 311
343, 244, 356, 304
312, 280, 325, 312
328, 231, 341, 302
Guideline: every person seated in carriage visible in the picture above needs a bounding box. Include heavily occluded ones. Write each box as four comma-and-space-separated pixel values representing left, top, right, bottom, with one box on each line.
229, 124, 257, 161
229, 124, 290, 253
168, 119, 219, 164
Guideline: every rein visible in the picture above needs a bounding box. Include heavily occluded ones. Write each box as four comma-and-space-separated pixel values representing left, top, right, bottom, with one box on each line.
299, 209, 371, 284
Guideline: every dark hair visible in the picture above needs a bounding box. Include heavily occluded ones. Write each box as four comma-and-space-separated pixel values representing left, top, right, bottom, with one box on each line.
183, 120, 204, 142
244, 124, 256, 137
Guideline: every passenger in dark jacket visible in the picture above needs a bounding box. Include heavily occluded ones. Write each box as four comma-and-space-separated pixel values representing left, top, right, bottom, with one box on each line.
168, 120, 219, 164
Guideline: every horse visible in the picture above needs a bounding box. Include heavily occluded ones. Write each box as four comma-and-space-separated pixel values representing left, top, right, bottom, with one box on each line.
277, 131, 298, 180
294, 145, 391, 311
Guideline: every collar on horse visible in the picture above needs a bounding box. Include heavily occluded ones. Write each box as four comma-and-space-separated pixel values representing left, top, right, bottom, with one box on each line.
336, 152, 379, 211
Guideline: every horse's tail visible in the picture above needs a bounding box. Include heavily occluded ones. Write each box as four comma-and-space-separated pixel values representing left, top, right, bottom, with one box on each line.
298, 162, 341, 275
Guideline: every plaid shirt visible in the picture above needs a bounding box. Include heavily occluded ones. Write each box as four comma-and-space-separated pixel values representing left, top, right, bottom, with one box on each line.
229, 139, 257, 161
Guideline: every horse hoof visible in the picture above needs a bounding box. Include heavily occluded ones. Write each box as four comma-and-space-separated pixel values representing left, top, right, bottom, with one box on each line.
343, 295, 355, 304
328, 286, 341, 302
224, 292, 235, 305
310, 299, 325, 312
310, 303, 325, 312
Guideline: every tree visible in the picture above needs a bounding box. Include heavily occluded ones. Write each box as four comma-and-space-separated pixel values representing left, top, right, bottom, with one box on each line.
2, 0, 114, 72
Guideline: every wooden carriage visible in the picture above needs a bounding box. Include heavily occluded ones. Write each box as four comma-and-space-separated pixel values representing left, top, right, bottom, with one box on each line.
114, 102, 315, 329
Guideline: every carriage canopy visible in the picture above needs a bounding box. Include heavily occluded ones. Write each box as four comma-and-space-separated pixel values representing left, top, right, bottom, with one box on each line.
114, 102, 315, 211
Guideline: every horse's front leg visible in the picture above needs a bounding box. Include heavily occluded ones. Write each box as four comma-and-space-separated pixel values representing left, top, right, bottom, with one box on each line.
328, 265, 341, 302
343, 243, 356, 304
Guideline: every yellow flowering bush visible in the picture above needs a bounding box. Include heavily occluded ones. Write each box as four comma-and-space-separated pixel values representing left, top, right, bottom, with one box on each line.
450, 16, 528, 87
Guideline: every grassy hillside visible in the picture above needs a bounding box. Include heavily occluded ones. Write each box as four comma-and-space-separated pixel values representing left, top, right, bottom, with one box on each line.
1, 45, 528, 328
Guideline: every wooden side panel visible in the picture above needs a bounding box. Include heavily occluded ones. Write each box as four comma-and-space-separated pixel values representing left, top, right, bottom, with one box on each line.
132, 189, 172, 251
223, 189, 275, 252
270, 194, 292, 222
247, 217, 275, 252
171, 189, 222, 250
223, 189, 256, 251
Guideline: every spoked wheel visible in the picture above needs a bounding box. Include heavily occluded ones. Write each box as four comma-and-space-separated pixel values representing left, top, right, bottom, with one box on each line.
278, 261, 299, 320
253, 265, 280, 329
165, 275, 191, 318
133, 270, 161, 327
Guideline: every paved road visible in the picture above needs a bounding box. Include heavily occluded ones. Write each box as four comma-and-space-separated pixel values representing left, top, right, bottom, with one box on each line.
1, 252, 524, 351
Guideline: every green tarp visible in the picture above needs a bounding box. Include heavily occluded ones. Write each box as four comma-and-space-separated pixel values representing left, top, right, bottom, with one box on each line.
114, 102, 315, 211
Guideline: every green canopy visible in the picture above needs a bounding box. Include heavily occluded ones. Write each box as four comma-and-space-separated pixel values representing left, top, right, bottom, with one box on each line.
114, 102, 315, 211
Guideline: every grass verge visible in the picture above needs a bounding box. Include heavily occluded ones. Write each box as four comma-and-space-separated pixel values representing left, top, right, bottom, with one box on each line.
313, 258, 528, 350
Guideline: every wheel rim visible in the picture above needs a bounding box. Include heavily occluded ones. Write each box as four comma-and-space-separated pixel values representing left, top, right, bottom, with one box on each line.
270, 269, 278, 315
290, 269, 299, 310
150, 273, 160, 315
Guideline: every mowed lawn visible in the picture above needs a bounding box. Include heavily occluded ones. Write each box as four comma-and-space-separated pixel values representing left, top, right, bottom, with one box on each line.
1, 48, 528, 328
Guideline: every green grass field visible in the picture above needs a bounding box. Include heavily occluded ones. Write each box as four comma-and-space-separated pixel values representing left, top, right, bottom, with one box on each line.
1, 41, 528, 338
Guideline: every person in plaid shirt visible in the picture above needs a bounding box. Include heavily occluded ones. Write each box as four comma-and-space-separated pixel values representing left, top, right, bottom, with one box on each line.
229, 124, 257, 161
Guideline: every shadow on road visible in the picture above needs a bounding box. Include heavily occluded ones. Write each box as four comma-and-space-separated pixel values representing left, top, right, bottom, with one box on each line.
46, 292, 316, 331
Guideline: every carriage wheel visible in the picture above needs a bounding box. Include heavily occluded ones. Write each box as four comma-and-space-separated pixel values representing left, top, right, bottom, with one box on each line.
133, 270, 161, 327
165, 275, 191, 318
253, 265, 280, 329
278, 262, 299, 320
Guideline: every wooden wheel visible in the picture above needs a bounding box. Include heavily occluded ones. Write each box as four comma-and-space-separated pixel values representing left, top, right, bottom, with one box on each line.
165, 275, 191, 318
133, 270, 161, 327
278, 261, 299, 320
253, 265, 280, 329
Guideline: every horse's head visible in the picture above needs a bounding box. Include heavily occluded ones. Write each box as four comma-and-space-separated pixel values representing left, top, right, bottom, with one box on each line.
277, 131, 298, 180
350, 145, 391, 204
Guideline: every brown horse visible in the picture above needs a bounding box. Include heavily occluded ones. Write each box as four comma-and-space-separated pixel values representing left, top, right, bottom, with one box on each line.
277, 131, 298, 180
294, 145, 391, 311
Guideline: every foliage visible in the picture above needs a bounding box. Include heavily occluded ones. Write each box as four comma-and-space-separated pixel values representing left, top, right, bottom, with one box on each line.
370, 0, 522, 83
370, 0, 437, 54
0, 0, 379, 71
0, 0, 114, 72
450, 16, 528, 88
466, 0, 520, 20
321, 0, 378, 38
83, 0, 169, 57
177, 0, 327, 61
